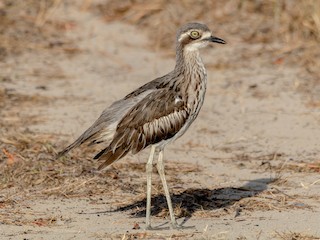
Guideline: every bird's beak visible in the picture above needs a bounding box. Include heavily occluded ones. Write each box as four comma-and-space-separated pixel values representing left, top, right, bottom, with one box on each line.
209, 36, 226, 44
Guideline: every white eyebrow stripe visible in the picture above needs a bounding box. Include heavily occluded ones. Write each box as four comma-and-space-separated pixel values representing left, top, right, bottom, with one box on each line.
201, 32, 212, 40
178, 32, 189, 42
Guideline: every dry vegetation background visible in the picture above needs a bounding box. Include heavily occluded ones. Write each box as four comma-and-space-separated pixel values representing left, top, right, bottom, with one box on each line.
0, 0, 320, 239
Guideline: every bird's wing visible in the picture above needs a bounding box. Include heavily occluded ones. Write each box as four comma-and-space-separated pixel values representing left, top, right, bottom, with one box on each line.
57, 77, 169, 159
95, 89, 189, 169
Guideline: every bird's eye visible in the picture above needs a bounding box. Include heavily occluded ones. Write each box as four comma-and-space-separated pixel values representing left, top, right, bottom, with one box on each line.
190, 31, 200, 39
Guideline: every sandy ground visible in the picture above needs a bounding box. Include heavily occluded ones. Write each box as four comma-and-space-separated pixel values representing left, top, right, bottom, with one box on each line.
1, 1, 320, 239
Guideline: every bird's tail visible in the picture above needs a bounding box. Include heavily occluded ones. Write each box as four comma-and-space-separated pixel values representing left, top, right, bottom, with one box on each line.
56, 140, 80, 159
56, 126, 103, 159
95, 146, 130, 170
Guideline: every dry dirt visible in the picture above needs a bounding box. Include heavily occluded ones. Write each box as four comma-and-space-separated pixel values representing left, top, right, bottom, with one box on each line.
0, 1, 320, 240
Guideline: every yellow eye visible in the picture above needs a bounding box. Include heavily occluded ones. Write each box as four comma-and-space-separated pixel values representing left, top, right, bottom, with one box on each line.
190, 31, 200, 39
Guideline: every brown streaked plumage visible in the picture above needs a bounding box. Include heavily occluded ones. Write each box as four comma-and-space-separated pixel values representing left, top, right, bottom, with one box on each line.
58, 22, 226, 229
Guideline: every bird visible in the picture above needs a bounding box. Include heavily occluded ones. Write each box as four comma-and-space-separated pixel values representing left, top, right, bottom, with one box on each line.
58, 22, 226, 229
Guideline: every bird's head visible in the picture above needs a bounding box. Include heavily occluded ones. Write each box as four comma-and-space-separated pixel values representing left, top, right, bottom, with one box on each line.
177, 22, 226, 52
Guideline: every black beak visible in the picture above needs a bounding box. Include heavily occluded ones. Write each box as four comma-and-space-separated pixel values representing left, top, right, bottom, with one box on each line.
209, 36, 226, 44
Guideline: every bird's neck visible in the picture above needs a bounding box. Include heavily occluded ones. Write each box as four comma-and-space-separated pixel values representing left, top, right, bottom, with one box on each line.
175, 44, 204, 72
174, 43, 207, 116
174, 43, 207, 98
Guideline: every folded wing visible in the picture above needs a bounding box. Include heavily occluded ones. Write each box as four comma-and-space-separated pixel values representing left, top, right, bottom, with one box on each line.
95, 89, 189, 169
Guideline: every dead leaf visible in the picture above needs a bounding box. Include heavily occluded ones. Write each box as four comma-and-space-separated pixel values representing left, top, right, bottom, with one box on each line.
2, 148, 16, 165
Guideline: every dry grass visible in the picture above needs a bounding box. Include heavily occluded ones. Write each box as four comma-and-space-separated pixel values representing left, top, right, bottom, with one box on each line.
0, 127, 202, 201
215, 151, 320, 174
273, 161, 320, 173
0, 0, 79, 59
95, 231, 197, 240
275, 231, 320, 240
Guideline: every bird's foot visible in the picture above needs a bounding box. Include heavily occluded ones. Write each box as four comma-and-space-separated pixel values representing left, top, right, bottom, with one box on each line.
145, 224, 157, 230
170, 222, 195, 230
144, 222, 195, 230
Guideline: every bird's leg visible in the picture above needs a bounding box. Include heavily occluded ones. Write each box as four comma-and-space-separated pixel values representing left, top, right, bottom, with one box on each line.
156, 150, 179, 229
145, 145, 156, 230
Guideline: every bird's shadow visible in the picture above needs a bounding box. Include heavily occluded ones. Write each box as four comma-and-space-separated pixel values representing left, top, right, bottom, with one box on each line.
99, 178, 275, 219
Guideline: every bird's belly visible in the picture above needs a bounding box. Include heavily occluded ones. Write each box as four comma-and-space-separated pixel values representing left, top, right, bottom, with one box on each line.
155, 90, 205, 150
154, 114, 196, 150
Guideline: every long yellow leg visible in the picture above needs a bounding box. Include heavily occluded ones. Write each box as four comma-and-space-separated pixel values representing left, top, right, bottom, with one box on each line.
145, 145, 156, 229
156, 149, 178, 228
